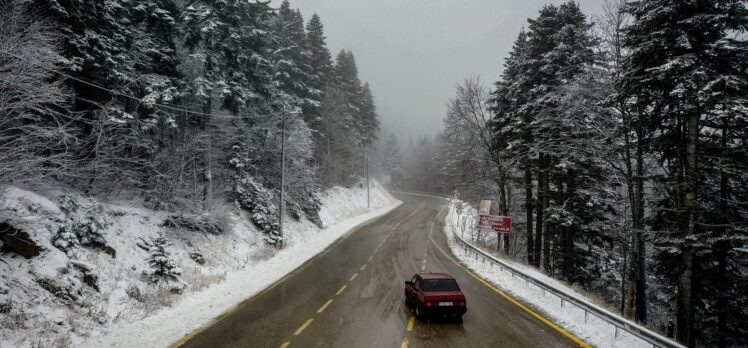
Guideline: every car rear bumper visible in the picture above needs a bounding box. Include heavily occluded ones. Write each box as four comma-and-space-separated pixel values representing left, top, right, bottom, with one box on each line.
422, 306, 467, 317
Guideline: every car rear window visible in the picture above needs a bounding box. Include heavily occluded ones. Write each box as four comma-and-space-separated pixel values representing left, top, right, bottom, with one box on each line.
423, 279, 459, 292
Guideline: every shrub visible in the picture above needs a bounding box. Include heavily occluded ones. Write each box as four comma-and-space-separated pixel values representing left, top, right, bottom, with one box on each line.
235, 175, 281, 245
189, 247, 205, 265
51, 226, 80, 257
53, 195, 113, 256
161, 215, 222, 235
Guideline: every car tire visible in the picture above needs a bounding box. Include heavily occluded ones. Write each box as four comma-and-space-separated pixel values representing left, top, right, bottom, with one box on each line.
415, 305, 423, 319
405, 297, 412, 307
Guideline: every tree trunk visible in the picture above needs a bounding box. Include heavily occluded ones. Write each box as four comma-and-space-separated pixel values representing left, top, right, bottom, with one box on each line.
562, 174, 576, 280
202, 96, 212, 211
498, 172, 510, 255
633, 146, 648, 324
525, 166, 534, 265
540, 153, 550, 272
622, 108, 648, 324
620, 242, 628, 315
716, 118, 729, 348
676, 111, 699, 347
200, 51, 214, 212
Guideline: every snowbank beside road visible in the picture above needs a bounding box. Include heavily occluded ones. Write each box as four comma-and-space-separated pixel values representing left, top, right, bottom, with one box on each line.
0, 181, 399, 348
443, 200, 652, 348
82, 181, 400, 348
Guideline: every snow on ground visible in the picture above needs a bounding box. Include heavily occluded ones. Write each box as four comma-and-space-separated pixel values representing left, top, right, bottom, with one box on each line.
443, 199, 661, 348
0, 181, 399, 348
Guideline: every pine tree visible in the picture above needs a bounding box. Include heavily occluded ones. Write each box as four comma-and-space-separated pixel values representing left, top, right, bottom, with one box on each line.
321, 50, 365, 186
303, 13, 334, 160
305, 13, 334, 101
357, 83, 380, 144
146, 233, 183, 288
382, 133, 402, 187
491, 2, 599, 275
491, 28, 534, 264
621, 0, 748, 345
270, 1, 313, 108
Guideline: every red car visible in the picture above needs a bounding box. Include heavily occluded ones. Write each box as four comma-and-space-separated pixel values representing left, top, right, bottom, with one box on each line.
404, 273, 467, 320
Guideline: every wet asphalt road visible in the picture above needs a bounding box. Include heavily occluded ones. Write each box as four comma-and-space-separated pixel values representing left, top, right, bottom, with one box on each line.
175, 193, 583, 348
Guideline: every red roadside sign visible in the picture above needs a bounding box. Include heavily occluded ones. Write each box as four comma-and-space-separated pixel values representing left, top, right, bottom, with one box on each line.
477, 215, 512, 234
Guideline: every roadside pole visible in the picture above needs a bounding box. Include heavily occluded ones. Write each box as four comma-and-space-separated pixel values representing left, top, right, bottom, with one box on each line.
366, 142, 370, 209
279, 111, 287, 248
363, 138, 370, 209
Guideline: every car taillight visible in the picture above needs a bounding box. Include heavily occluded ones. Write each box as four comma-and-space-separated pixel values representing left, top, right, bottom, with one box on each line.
457, 301, 465, 307
425, 301, 434, 308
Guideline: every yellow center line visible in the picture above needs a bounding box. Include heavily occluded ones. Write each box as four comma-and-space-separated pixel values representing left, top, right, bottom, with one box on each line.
421, 264, 426, 271
367, 255, 373, 263
175, 202, 427, 348
293, 318, 314, 336
407, 316, 415, 331
172, 205, 396, 348
360, 264, 367, 271
429, 235, 591, 348
401, 337, 409, 348
317, 299, 333, 314
280, 342, 290, 348
349, 272, 358, 281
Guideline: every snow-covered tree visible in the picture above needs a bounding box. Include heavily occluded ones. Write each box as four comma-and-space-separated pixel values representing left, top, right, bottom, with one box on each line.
303, 13, 334, 152
382, 133, 402, 187
53, 195, 112, 256
621, 0, 748, 345
319, 50, 374, 186
0, 0, 78, 185
146, 233, 183, 290
270, 1, 314, 108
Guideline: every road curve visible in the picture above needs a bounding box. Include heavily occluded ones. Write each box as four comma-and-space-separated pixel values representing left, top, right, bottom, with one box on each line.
175, 193, 583, 348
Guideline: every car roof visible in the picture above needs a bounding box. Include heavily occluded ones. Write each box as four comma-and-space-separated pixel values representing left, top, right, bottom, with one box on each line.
418, 272, 455, 280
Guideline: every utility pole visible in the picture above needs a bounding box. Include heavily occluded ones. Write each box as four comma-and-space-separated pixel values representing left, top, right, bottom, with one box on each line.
364, 138, 370, 209
367, 147, 370, 208
279, 111, 287, 248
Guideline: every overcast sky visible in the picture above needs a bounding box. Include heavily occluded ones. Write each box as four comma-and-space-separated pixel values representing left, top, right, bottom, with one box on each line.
274, 0, 604, 143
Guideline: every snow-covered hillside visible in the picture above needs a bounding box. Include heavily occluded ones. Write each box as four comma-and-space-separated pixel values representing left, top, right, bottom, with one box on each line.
0, 181, 399, 348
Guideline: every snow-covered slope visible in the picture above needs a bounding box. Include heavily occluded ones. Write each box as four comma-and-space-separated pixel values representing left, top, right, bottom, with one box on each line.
0, 181, 399, 348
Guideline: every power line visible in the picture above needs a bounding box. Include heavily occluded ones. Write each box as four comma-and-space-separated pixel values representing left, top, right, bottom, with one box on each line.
0, 49, 286, 120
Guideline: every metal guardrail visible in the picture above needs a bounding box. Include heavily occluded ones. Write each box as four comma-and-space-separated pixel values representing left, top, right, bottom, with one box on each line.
450, 227, 685, 348
389, 190, 451, 199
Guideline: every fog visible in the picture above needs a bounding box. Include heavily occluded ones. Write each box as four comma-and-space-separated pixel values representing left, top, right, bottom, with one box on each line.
275, 0, 604, 142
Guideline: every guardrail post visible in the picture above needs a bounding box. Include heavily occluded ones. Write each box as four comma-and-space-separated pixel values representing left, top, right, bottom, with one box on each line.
584, 310, 588, 323
614, 326, 619, 338
542, 289, 545, 297
560, 298, 564, 308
